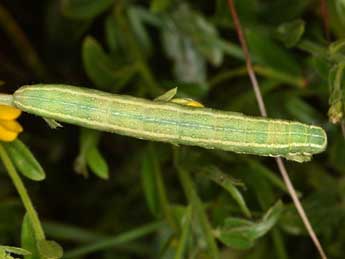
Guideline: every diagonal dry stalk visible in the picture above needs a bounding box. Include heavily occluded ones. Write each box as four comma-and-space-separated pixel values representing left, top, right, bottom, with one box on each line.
226, 1, 327, 259
320, 0, 330, 40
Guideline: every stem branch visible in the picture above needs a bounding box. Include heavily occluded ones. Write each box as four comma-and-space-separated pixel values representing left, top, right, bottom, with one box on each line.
0, 144, 45, 241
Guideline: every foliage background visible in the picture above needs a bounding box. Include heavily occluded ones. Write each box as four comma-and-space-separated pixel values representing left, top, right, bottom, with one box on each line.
0, 0, 344, 258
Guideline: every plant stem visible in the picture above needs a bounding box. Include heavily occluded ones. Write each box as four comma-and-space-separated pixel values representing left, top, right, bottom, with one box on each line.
174, 206, 192, 259
148, 145, 178, 231
0, 4, 49, 80
63, 221, 163, 258
174, 149, 220, 259
0, 144, 45, 241
227, 1, 327, 259
227, 0, 267, 116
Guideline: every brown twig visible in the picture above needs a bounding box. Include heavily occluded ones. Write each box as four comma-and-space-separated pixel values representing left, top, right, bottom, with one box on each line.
320, 0, 330, 40
226, 1, 327, 259
0, 4, 49, 80
226, 1, 267, 117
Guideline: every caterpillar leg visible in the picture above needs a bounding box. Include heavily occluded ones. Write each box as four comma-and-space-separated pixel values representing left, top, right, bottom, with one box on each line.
285, 152, 312, 163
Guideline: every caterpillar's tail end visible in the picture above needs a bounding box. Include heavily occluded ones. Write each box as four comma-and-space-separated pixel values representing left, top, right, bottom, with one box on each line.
285, 153, 312, 163
285, 126, 327, 163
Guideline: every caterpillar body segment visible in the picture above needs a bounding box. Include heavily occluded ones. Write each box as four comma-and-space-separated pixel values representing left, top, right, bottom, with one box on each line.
12, 84, 327, 162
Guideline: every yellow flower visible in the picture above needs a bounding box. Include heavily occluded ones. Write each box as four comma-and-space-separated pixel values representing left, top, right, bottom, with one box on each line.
0, 105, 23, 142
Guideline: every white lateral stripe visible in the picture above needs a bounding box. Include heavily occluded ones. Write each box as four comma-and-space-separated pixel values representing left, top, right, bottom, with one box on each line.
19, 94, 324, 139
16, 101, 325, 150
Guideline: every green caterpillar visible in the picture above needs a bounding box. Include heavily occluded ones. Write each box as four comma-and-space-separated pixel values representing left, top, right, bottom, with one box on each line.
11, 84, 327, 162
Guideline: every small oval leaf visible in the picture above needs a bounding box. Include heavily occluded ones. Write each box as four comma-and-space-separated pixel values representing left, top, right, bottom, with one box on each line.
86, 147, 109, 180
21, 213, 40, 259
82, 36, 118, 89
276, 19, 305, 48
4, 139, 45, 181
246, 29, 301, 76
328, 62, 345, 124
201, 166, 251, 218
141, 146, 161, 217
37, 240, 63, 259
82, 36, 134, 90
216, 201, 283, 249
61, 0, 114, 20
154, 88, 177, 102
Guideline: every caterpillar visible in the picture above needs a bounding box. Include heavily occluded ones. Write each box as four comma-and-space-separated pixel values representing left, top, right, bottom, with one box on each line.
11, 84, 327, 162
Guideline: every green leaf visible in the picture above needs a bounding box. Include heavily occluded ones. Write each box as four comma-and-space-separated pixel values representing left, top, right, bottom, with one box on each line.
82, 36, 116, 89
168, 5, 223, 66
174, 206, 192, 259
150, 0, 171, 13
276, 19, 305, 48
74, 128, 108, 179
141, 146, 161, 217
280, 190, 343, 236
45, 1, 92, 47
246, 29, 301, 76
104, 9, 160, 61
176, 166, 220, 259
329, 39, 345, 57
243, 162, 276, 209
162, 27, 206, 83
216, 218, 254, 249
42, 221, 106, 243
86, 147, 109, 180
310, 56, 331, 80
328, 62, 345, 124
0, 246, 31, 256
161, 4, 223, 83
201, 166, 251, 218
259, 0, 310, 24
61, 0, 114, 20
216, 201, 284, 249
62, 221, 162, 258
82, 36, 135, 90
247, 160, 290, 195
105, 15, 120, 53
285, 95, 324, 124
37, 240, 63, 259
161, 81, 209, 99
154, 88, 177, 102
21, 214, 39, 259
80, 128, 101, 153
127, 7, 153, 56
3, 140, 45, 181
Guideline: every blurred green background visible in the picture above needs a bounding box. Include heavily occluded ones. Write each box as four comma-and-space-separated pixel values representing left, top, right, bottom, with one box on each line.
0, 0, 345, 258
